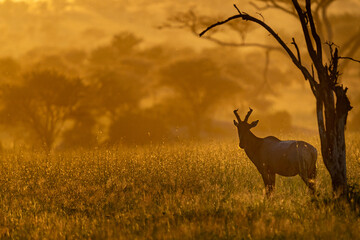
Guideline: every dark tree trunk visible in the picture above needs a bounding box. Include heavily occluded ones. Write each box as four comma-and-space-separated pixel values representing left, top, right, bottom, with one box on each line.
314, 47, 352, 197
317, 80, 351, 197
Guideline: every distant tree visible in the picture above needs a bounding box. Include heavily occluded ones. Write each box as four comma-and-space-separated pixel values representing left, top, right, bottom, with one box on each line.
63, 49, 88, 66
91, 70, 144, 118
0, 57, 21, 83
88, 32, 143, 67
22, 48, 88, 78
31, 54, 70, 73
60, 108, 97, 149
87, 32, 154, 144
201, 48, 290, 111
159, 57, 240, 137
88, 34, 147, 115
0, 69, 87, 150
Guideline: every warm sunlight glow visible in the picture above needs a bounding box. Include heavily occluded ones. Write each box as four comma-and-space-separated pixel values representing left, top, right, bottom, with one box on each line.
0, 0, 359, 237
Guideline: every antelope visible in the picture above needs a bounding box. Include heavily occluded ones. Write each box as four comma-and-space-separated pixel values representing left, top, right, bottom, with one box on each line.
233, 108, 317, 197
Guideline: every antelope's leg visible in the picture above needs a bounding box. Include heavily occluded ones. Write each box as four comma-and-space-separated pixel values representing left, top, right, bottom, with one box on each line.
261, 172, 275, 197
307, 167, 317, 194
300, 167, 316, 195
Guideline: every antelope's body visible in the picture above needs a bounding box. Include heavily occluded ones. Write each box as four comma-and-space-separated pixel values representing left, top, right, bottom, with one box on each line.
234, 108, 317, 196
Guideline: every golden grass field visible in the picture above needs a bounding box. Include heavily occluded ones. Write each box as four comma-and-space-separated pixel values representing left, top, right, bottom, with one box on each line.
0, 134, 359, 239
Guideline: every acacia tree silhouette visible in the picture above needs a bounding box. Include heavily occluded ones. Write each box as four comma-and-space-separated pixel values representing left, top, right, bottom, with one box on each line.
0, 70, 86, 151
200, 0, 358, 197
159, 57, 240, 138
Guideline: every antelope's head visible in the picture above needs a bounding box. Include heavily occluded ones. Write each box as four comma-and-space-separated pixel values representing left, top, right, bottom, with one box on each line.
233, 108, 259, 149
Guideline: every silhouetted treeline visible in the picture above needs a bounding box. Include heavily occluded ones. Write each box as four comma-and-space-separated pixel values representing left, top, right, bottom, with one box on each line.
0, 31, 302, 150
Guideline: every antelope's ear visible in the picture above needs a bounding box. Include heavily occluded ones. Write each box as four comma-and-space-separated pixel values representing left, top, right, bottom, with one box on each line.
249, 120, 259, 128
233, 120, 238, 126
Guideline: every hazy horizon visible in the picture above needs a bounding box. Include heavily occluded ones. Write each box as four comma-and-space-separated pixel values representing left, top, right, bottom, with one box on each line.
0, 0, 359, 148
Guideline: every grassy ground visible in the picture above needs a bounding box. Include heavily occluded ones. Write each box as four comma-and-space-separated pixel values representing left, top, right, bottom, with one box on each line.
0, 134, 359, 239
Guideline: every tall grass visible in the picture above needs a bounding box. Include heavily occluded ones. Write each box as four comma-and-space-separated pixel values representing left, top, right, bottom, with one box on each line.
0, 135, 359, 239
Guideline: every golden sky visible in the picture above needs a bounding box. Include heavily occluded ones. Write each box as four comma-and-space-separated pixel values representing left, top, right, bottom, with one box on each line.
0, 0, 359, 55
0, 0, 358, 131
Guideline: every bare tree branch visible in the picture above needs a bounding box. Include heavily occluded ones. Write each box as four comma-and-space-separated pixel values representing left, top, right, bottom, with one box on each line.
306, 0, 323, 64
253, 0, 337, 60
292, 0, 318, 68
163, 7, 289, 97
251, 0, 358, 70
338, 56, 360, 64
291, 37, 302, 64
341, 34, 360, 70
162, 10, 282, 52
234, 4, 241, 14
309, 64, 317, 97
200, 4, 318, 94
199, 14, 242, 37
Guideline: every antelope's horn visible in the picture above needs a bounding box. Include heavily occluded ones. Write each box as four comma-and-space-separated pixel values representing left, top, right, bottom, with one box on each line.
244, 107, 253, 123
233, 109, 241, 122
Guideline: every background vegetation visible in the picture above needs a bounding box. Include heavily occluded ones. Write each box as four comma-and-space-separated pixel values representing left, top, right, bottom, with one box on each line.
0, 30, 296, 150
0, 0, 358, 150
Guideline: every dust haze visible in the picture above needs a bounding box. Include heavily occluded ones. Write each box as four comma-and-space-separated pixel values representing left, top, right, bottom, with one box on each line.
0, 0, 359, 150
